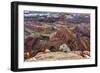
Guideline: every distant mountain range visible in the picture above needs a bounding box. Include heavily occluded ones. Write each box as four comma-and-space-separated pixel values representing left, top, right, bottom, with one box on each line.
24, 11, 90, 23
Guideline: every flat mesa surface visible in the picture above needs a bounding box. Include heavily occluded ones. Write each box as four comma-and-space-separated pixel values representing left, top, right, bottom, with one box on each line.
25, 51, 90, 62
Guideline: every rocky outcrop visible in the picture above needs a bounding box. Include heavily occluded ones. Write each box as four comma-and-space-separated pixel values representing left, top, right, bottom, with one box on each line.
25, 51, 89, 62
49, 25, 90, 51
